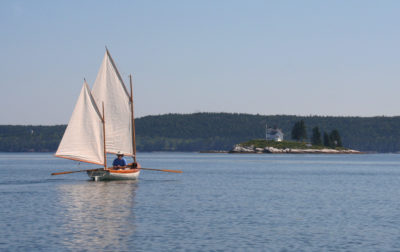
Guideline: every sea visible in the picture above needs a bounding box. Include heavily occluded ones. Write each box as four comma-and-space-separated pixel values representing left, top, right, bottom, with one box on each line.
1, 152, 400, 252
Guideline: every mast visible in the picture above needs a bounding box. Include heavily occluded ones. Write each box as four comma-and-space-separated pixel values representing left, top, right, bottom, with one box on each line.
130, 74, 137, 163
102, 102, 107, 169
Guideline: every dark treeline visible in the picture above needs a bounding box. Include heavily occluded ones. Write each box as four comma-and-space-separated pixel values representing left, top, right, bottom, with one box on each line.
0, 125, 66, 152
1, 113, 400, 152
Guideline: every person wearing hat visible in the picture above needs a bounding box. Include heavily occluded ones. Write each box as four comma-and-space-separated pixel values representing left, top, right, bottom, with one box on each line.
112, 152, 127, 169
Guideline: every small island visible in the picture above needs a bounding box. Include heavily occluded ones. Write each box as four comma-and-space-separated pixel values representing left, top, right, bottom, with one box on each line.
228, 120, 362, 154
230, 140, 362, 154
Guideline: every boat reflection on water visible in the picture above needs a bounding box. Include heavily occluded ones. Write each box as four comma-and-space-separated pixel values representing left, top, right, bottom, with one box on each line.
57, 180, 138, 251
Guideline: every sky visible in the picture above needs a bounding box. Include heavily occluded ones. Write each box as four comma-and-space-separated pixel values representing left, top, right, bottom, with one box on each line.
1, 0, 400, 125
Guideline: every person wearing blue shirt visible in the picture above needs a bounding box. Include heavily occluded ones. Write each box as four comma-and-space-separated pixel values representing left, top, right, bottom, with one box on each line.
112, 152, 127, 169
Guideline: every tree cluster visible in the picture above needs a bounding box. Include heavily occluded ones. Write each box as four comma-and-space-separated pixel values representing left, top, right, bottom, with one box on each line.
318, 128, 342, 148
291, 121, 342, 148
291, 120, 307, 142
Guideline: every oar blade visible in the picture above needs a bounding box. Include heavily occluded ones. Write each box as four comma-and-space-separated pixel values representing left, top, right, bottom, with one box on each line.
161, 169, 183, 173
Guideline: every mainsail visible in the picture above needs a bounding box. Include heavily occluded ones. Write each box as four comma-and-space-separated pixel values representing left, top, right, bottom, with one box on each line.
55, 82, 105, 165
91, 49, 134, 156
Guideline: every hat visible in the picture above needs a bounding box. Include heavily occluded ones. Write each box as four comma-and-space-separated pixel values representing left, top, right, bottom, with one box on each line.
117, 151, 124, 156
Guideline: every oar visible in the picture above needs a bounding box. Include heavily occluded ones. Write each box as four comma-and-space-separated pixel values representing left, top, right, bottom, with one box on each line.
51, 168, 103, 176
125, 164, 182, 173
139, 167, 183, 173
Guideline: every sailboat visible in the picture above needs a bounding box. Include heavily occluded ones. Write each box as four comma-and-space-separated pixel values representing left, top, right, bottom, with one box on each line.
55, 49, 140, 181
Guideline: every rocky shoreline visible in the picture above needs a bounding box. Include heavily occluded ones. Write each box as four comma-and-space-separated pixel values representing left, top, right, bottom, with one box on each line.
230, 145, 363, 154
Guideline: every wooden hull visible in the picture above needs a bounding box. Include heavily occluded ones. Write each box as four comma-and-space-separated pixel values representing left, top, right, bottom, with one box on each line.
87, 168, 140, 181
87, 169, 140, 181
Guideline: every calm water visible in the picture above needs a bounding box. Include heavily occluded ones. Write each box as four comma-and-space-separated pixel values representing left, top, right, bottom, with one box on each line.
1, 153, 400, 251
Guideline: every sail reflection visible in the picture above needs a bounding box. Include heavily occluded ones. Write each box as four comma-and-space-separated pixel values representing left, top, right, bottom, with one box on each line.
57, 180, 138, 251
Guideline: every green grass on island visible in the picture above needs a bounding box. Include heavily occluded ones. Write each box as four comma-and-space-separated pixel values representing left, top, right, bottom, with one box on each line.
239, 139, 347, 150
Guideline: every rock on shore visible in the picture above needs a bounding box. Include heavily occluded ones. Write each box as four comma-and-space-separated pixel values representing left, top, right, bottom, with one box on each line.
230, 145, 362, 154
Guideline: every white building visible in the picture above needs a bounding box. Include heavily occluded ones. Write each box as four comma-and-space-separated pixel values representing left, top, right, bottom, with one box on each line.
266, 124, 284, 141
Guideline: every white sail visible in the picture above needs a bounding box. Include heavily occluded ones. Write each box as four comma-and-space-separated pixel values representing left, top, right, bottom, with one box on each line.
56, 82, 105, 165
91, 50, 134, 156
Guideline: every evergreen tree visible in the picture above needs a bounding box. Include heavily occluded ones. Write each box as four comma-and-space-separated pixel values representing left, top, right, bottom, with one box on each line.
291, 122, 298, 140
291, 120, 307, 142
330, 129, 342, 148
311, 127, 322, 146
323, 132, 331, 147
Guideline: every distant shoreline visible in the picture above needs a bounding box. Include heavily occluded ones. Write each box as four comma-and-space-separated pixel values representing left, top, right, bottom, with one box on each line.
200, 149, 363, 154
224, 139, 364, 154
2, 113, 400, 153
229, 148, 363, 154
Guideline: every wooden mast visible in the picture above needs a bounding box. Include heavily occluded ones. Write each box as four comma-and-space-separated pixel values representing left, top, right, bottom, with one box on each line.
102, 102, 107, 169
130, 74, 137, 163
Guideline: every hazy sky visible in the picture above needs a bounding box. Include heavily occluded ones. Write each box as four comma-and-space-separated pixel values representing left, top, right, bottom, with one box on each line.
1, 1, 400, 125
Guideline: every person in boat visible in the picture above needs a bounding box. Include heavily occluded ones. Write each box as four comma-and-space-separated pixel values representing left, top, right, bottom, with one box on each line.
113, 152, 127, 169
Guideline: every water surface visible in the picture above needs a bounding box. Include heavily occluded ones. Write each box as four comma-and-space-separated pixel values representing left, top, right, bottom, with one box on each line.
1, 153, 400, 251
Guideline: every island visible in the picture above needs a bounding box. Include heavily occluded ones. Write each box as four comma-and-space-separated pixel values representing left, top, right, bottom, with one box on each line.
229, 140, 362, 154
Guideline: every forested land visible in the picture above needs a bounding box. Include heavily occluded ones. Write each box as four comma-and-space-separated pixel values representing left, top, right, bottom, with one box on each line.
1, 113, 400, 152
0, 125, 65, 152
